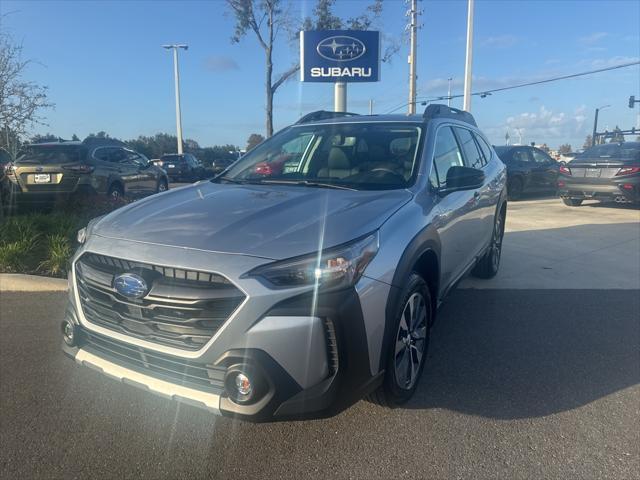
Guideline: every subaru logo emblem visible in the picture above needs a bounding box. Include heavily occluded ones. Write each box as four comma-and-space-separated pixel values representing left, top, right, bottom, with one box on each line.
114, 273, 148, 299
317, 36, 366, 62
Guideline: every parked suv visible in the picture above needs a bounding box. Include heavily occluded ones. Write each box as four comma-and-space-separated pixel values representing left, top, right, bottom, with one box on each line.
62, 105, 507, 422
493, 145, 559, 200
2, 139, 169, 206
159, 153, 205, 182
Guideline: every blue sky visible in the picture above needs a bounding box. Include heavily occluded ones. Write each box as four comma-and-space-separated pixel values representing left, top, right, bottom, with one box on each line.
2, 0, 639, 149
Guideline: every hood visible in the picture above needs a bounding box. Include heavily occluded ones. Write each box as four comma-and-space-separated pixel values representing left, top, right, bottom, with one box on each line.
93, 182, 412, 260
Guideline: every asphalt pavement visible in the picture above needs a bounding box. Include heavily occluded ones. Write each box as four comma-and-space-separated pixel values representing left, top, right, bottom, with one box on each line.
1, 198, 639, 479
1, 289, 638, 480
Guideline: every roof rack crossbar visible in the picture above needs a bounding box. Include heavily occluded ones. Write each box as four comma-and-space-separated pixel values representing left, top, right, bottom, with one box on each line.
295, 110, 359, 125
422, 104, 477, 127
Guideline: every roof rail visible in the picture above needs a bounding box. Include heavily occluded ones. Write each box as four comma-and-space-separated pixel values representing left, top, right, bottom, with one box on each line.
423, 104, 477, 127
295, 110, 359, 125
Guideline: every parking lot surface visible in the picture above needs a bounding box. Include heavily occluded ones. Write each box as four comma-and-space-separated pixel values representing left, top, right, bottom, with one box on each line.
1, 199, 639, 479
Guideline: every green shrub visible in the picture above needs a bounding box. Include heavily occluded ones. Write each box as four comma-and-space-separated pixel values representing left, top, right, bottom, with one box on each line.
39, 234, 73, 276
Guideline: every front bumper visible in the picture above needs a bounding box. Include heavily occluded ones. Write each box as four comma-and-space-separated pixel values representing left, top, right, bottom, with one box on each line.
63, 240, 383, 421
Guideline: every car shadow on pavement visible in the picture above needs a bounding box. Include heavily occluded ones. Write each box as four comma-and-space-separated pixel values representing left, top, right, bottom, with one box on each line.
406, 288, 640, 419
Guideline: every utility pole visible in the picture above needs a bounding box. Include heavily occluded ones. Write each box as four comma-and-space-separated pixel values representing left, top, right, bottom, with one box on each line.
162, 44, 188, 154
592, 105, 610, 147
369, 99, 374, 115
462, 0, 474, 112
407, 0, 418, 114
447, 77, 453, 107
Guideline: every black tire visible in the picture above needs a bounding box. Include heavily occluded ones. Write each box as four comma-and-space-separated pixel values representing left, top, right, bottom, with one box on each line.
562, 198, 583, 207
107, 183, 124, 202
507, 177, 524, 201
472, 207, 506, 279
157, 178, 168, 193
368, 273, 432, 407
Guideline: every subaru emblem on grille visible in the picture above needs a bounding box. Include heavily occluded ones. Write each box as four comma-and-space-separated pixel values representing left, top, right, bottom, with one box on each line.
113, 273, 148, 299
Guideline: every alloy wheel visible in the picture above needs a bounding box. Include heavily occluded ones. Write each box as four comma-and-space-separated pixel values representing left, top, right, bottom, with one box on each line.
394, 292, 428, 390
491, 214, 504, 271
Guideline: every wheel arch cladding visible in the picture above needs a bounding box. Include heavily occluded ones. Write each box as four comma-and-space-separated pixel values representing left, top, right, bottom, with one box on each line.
379, 225, 441, 372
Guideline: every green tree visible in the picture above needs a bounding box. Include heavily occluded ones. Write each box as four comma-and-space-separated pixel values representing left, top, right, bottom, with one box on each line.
609, 126, 625, 143
246, 133, 265, 151
558, 144, 572, 154
29, 133, 59, 143
226, 0, 386, 138
582, 135, 593, 149
71, 134, 80, 141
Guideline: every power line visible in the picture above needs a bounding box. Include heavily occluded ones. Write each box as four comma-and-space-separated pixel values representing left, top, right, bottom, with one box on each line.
384, 60, 640, 114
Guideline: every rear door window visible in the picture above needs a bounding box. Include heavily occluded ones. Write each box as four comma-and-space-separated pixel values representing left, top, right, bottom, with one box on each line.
454, 127, 484, 169
532, 149, 553, 164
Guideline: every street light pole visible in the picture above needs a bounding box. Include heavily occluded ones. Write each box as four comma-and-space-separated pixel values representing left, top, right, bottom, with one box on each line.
407, 0, 418, 115
447, 77, 453, 107
592, 104, 610, 146
163, 44, 188, 154
462, 0, 474, 112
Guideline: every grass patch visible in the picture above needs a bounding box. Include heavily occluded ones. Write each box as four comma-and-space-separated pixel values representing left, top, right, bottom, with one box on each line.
0, 197, 130, 277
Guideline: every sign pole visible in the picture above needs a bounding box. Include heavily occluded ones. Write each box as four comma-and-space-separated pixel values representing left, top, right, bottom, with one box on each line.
463, 0, 474, 112
335, 82, 347, 112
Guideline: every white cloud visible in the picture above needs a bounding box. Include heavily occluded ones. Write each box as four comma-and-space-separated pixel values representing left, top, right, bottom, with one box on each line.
480, 35, 518, 48
578, 32, 608, 45
491, 106, 589, 145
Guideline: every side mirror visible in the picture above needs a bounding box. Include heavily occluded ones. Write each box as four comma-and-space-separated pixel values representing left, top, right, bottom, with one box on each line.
440, 166, 485, 195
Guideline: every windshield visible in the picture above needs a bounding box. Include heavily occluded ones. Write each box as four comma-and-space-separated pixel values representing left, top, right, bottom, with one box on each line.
219, 123, 422, 190
15, 145, 85, 164
160, 154, 184, 163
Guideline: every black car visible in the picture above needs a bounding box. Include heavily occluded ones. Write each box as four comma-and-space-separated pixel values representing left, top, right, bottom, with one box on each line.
158, 153, 205, 182
558, 142, 640, 206
493, 145, 560, 200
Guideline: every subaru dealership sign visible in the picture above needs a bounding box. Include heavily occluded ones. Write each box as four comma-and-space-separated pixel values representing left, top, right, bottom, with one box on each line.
300, 30, 380, 83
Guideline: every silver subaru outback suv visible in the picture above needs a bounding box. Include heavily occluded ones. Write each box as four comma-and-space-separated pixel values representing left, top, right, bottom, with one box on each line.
62, 105, 507, 422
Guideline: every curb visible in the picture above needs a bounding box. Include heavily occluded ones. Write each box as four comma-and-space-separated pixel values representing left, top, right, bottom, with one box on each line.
0, 274, 68, 292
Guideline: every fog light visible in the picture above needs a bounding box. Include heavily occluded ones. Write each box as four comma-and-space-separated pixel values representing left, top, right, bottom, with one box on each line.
61, 320, 76, 346
234, 373, 252, 396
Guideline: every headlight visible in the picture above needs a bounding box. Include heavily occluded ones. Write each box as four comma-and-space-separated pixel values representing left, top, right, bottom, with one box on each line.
76, 215, 105, 245
247, 232, 379, 289
77, 227, 87, 244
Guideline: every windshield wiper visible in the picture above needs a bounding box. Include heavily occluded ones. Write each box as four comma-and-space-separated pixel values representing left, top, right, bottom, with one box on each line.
257, 179, 357, 191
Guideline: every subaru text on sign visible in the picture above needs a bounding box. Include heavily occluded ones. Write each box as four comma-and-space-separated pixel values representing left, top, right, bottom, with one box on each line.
300, 30, 381, 82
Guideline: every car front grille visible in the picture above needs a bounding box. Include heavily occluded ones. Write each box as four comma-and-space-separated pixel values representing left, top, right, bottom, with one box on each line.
80, 329, 226, 393
75, 253, 245, 351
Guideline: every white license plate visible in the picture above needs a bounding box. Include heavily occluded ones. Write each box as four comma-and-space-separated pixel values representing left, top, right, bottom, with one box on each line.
167, 164, 175, 168
34, 173, 51, 183
585, 168, 600, 178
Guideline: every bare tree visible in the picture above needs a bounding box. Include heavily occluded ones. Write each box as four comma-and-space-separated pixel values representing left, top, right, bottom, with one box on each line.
226, 0, 388, 138
0, 30, 54, 157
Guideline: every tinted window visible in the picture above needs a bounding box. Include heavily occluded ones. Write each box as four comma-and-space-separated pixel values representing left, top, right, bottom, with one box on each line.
475, 134, 492, 163
16, 145, 84, 164
512, 149, 532, 163
161, 154, 185, 164
454, 127, 484, 169
532, 149, 553, 164
431, 127, 464, 188
577, 143, 640, 163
